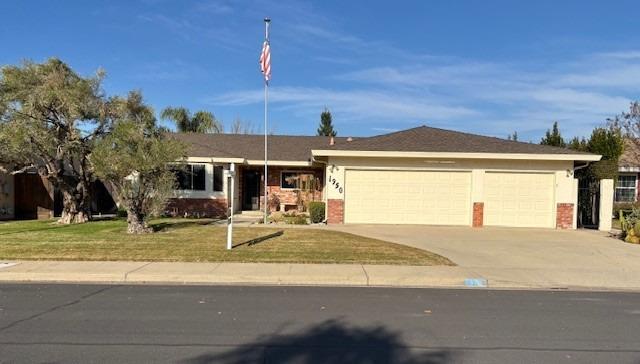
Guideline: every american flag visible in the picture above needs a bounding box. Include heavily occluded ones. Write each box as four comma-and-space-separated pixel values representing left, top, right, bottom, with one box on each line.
259, 40, 271, 82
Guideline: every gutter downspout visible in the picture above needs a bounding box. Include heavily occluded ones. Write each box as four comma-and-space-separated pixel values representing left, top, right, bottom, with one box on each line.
573, 162, 590, 173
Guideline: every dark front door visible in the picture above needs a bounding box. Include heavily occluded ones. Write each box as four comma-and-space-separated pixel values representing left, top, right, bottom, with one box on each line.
577, 178, 600, 228
242, 170, 261, 210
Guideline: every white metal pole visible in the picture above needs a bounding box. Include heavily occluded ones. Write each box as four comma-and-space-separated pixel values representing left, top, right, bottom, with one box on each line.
263, 18, 270, 225
226, 162, 235, 250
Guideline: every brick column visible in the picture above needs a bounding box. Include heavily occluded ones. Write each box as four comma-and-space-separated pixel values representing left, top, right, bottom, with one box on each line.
327, 199, 344, 224
556, 203, 574, 229
472, 202, 484, 227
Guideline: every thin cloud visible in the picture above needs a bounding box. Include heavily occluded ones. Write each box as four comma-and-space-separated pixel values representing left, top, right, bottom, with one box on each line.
209, 86, 479, 122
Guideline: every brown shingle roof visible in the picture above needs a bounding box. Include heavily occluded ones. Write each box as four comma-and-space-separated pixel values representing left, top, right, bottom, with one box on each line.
169, 125, 596, 162
322, 126, 593, 155
169, 133, 347, 161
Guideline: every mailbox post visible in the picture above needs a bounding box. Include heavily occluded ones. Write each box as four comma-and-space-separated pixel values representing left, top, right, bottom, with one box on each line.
225, 163, 236, 250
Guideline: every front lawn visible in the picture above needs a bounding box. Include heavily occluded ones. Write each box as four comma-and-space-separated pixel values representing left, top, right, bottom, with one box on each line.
0, 218, 453, 266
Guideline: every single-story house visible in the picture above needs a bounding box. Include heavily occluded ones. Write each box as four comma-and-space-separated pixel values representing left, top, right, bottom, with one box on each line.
169, 125, 601, 229
616, 140, 640, 203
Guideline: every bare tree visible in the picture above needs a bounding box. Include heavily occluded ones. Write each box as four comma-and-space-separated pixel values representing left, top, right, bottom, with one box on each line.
228, 117, 257, 134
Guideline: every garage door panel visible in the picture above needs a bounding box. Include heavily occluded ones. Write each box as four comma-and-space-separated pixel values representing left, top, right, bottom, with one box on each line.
483, 172, 554, 228
344, 170, 471, 225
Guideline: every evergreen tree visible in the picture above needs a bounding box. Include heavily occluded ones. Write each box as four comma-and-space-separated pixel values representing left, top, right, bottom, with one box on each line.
540, 121, 566, 147
317, 108, 337, 137
587, 127, 624, 161
567, 136, 588, 152
0, 58, 108, 224
507, 131, 518, 141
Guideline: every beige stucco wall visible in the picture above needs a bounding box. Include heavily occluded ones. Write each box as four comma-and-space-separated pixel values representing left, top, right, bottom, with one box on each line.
599, 179, 614, 231
0, 168, 15, 220
325, 156, 577, 227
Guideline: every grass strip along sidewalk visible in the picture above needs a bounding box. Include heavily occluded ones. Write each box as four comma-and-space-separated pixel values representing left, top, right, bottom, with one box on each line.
0, 218, 453, 266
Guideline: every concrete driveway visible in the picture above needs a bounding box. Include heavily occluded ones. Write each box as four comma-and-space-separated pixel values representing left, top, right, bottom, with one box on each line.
329, 225, 640, 290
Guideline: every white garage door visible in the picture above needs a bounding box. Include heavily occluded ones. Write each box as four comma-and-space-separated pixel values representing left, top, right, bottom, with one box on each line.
483, 172, 555, 228
344, 170, 471, 225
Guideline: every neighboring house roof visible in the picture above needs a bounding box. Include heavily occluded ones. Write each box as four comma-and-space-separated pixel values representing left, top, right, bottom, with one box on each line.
619, 139, 640, 170
169, 125, 600, 164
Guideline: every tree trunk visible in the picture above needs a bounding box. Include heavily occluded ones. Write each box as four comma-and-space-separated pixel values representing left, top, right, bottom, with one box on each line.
127, 209, 152, 234
58, 186, 91, 224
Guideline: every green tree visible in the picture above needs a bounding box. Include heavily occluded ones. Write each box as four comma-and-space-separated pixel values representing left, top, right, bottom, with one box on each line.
317, 107, 337, 137
586, 127, 624, 161
567, 136, 588, 152
540, 121, 566, 147
161, 106, 221, 133
507, 131, 518, 141
93, 92, 185, 234
0, 58, 108, 224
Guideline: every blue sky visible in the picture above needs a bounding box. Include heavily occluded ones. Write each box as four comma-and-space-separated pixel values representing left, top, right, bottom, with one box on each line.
1, 1, 638, 140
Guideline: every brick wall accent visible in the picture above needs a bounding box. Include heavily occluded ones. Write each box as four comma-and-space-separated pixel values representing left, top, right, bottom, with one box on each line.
556, 203, 574, 229
327, 199, 344, 224
166, 198, 228, 218
472, 202, 484, 227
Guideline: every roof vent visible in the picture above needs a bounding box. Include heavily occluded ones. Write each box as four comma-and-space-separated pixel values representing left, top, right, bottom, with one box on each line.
329, 136, 335, 146
347, 137, 353, 142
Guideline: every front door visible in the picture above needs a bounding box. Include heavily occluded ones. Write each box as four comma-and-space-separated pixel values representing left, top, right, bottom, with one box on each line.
242, 170, 261, 210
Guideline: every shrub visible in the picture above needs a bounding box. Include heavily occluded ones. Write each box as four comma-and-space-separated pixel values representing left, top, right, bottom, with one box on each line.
613, 202, 638, 219
285, 214, 308, 225
269, 211, 284, 224
620, 207, 640, 244
308, 202, 325, 223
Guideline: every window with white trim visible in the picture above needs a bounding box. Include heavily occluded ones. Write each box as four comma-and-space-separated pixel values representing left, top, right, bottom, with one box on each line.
213, 165, 224, 192
615, 175, 637, 202
172, 164, 206, 191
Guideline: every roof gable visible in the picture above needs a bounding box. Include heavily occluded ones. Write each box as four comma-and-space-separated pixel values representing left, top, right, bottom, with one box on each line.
323, 126, 591, 155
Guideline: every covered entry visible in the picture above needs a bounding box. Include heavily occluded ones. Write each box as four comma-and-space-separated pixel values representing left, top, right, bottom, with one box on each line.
483, 172, 555, 228
344, 169, 472, 225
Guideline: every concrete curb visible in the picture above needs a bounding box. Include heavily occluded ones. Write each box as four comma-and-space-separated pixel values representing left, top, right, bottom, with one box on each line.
1, 260, 640, 292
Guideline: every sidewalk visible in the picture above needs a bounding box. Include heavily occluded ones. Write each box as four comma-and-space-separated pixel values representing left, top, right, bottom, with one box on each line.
1, 260, 639, 291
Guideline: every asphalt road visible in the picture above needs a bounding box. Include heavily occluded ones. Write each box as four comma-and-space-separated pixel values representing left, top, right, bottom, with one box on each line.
0, 284, 639, 363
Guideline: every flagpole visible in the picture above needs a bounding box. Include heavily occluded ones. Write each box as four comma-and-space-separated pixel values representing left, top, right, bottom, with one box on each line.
263, 17, 270, 225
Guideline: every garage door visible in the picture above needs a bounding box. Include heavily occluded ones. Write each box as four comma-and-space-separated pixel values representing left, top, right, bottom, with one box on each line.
483, 172, 555, 228
344, 170, 471, 225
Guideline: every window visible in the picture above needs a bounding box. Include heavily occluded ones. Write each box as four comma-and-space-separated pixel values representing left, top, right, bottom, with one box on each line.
192, 165, 205, 190
173, 164, 206, 191
213, 165, 224, 192
280, 171, 316, 190
281, 172, 299, 189
615, 175, 637, 202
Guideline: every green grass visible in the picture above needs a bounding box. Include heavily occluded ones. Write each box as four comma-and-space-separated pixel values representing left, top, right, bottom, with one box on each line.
0, 218, 453, 266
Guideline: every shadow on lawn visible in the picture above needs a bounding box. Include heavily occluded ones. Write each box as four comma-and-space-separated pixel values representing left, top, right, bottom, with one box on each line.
179, 319, 457, 364
152, 219, 223, 232
233, 230, 284, 248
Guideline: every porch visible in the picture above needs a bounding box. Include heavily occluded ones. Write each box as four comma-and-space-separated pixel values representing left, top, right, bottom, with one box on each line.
235, 165, 324, 215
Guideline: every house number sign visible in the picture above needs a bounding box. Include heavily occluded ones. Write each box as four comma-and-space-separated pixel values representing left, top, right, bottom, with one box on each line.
329, 175, 343, 194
